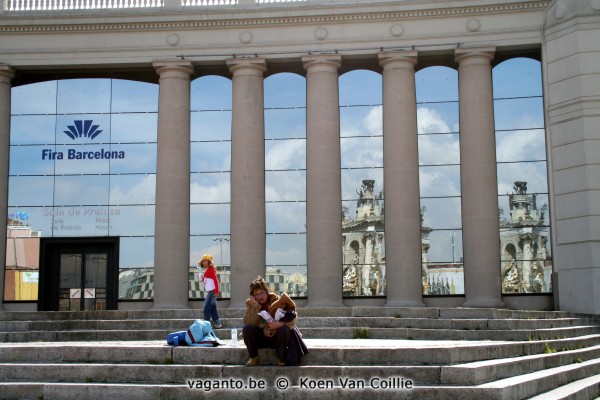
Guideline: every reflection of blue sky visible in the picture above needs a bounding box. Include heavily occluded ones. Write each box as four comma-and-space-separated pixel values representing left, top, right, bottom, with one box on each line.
109, 174, 156, 204
191, 111, 232, 141
266, 171, 306, 201
111, 113, 157, 143
111, 80, 159, 113
191, 76, 232, 110
416, 67, 459, 102
266, 234, 307, 273
57, 79, 111, 114
190, 204, 230, 235
427, 230, 464, 263
190, 173, 230, 203
11, 80, 57, 114
266, 202, 306, 233
191, 142, 231, 172
10, 115, 57, 145
265, 73, 306, 108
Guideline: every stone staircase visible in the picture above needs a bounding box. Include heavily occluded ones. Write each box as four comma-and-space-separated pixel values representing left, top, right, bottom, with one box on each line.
1, 307, 600, 399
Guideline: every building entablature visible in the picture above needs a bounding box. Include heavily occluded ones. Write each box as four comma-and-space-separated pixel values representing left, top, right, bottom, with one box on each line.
0, 0, 553, 84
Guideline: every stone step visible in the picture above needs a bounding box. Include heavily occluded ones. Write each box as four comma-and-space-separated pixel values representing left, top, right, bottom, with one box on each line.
2, 336, 600, 366
1, 358, 600, 400
440, 343, 600, 385
0, 316, 586, 332
0, 307, 580, 322
2, 324, 597, 342
2, 343, 600, 387
528, 374, 600, 400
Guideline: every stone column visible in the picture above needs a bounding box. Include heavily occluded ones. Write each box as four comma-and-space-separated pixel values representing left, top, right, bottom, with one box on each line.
226, 58, 267, 308
455, 48, 505, 308
152, 60, 193, 309
302, 55, 344, 307
0, 66, 14, 311
378, 51, 425, 307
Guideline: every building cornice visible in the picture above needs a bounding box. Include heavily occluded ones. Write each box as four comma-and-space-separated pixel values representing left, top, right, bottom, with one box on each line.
0, 1, 550, 34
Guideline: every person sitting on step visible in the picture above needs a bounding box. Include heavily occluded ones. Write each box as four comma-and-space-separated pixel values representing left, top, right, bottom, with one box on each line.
242, 276, 308, 366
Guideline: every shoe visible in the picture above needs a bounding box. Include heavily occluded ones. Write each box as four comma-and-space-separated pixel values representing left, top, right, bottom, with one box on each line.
214, 322, 223, 329
246, 356, 260, 366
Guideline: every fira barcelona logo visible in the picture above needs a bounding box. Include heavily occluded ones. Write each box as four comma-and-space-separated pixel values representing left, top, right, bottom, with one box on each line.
63, 120, 102, 140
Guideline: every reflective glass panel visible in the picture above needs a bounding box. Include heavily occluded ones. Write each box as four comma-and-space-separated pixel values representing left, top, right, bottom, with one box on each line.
266, 202, 306, 233
420, 197, 463, 230
109, 205, 155, 236
496, 129, 546, 162
191, 76, 232, 111
111, 113, 158, 143
10, 115, 57, 145
8, 176, 55, 206
340, 137, 383, 168
191, 111, 232, 142
190, 142, 231, 172
57, 79, 111, 114
265, 139, 306, 170
190, 204, 230, 235
416, 66, 459, 102
11, 80, 57, 115
418, 133, 460, 165
265, 171, 306, 202
190, 173, 230, 203
111, 80, 159, 113
266, 233, 307, 268
108, 144, 157, 174
10, 145, 56, 175
419, 165, 461, 197
497, 162, 548, 194
109, 174, 156, 205
265, 73, 306, 109
417, 103, 459, 134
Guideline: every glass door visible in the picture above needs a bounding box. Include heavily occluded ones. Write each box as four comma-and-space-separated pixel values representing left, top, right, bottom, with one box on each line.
59, 252, 107, 311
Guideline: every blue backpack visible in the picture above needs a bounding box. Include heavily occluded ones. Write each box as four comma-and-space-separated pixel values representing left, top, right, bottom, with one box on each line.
184, 319, 224, 347
166, 330, 187, 346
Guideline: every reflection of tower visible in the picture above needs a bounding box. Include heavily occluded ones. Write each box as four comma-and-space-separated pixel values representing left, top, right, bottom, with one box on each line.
342, 180, 385, 296
500, 181, 551, 294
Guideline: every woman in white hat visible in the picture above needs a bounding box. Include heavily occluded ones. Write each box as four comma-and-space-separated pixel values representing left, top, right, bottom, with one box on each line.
199, 254, 222, 329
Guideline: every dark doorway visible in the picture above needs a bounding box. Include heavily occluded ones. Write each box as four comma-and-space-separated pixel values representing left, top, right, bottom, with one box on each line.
38, 237, 119, 311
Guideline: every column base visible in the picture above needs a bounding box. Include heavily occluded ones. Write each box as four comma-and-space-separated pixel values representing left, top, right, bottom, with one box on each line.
461, 298, 506, 309
384, 300, 426, 308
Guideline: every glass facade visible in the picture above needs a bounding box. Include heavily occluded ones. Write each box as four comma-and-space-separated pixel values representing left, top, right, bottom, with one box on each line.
7, 78, 158, 301
3, 57, 552, 303
190, 75, 233, 299
416, 66, 464, 295
493, 58, 552, 294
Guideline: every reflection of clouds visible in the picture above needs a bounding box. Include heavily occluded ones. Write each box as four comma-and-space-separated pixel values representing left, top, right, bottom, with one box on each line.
363, 105, 382, 135
110, 175, 156, 204
11, 81, 57, 114
266, 203, 305, 233
266, 235, 306, 266
190, 179, 230, 203
266, 171, 305, 201
265, 140, 305, 170
418, 107, 451, 134
497, 162, 547, 194
54, 176, 109, 205
496, 129, 545, 162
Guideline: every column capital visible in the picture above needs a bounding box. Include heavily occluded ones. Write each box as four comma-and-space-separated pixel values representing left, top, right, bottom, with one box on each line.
0, 65, 15, 83
378, 51, 418, 70
302, 54, 342, 73
152, 60, 193, 78
454, 47, 496, 66
226, 57, 267, 76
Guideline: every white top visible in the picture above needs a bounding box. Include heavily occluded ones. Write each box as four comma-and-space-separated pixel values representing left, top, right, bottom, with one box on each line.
203, 276, 216, 292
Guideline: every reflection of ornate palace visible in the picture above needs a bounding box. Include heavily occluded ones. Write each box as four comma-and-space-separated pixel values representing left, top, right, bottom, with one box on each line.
500, 181, 551, 294
342, 180, 386, 296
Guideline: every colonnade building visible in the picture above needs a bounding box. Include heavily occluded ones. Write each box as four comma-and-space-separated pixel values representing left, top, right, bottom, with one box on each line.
1, 0, 599, 314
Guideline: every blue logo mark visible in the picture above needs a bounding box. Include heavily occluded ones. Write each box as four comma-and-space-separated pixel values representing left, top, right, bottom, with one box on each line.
16, 210, 29, 220
63, 120, 102, 140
